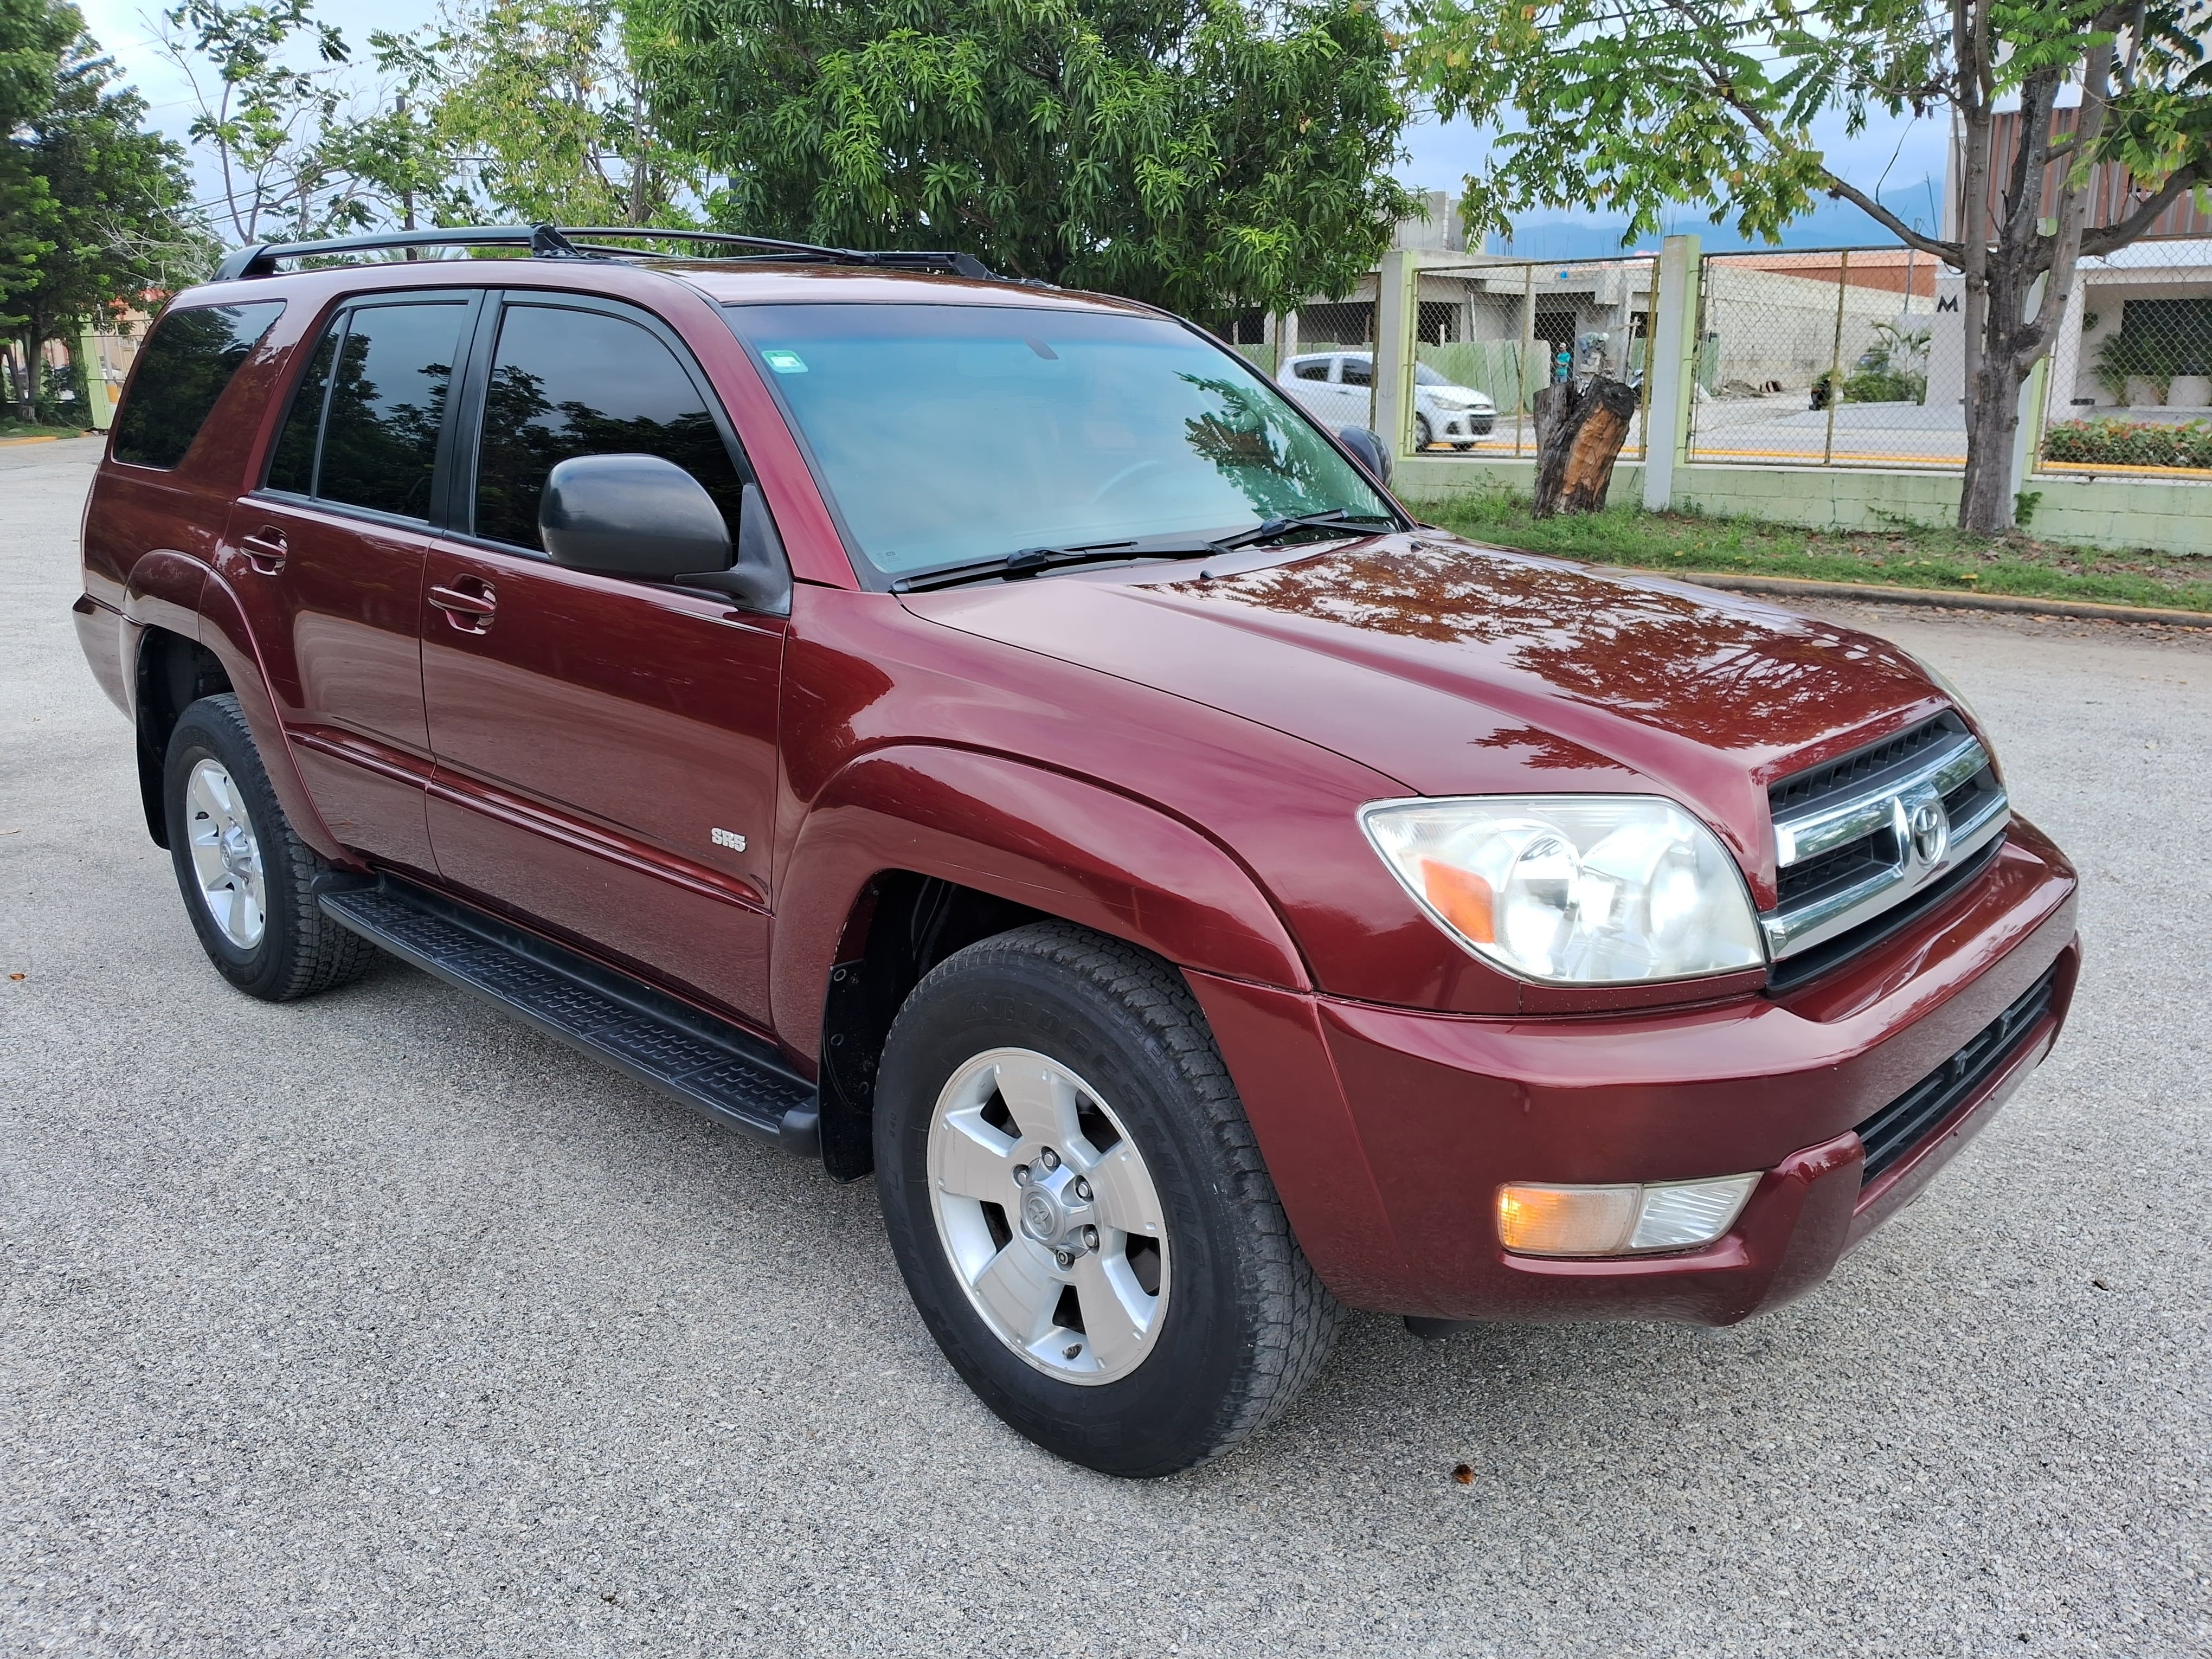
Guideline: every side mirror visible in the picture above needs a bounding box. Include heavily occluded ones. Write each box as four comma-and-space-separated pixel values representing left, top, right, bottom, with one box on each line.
539, 453, 791, 615
1337, 425, 1393, 486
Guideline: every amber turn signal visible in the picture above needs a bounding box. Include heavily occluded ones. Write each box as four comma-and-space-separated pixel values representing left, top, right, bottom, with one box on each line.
1496, 1174, 1760, 1257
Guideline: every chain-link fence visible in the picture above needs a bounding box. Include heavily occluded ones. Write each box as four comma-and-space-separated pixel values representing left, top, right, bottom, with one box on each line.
1270, 256, 1655, 459
1687, 249, 1955, 468
2040, 287, 2212, 477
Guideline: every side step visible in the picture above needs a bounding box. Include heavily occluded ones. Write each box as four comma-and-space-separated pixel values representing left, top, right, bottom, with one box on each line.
320, 878, 820, 1153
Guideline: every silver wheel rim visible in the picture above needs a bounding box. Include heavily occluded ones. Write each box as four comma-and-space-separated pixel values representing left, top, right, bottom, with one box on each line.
184, 758, 267, 949
926, 1047, 1171, 1386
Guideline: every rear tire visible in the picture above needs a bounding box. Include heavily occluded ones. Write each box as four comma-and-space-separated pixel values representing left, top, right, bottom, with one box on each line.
164, 693, 378, 1002
874, 922, 1340, 1477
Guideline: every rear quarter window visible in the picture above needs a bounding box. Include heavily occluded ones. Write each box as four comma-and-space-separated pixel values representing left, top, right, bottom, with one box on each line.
111, 301, 285, 469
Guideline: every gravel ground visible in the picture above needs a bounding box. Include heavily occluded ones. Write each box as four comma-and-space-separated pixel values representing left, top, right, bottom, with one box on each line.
3, 437, 2206, 1657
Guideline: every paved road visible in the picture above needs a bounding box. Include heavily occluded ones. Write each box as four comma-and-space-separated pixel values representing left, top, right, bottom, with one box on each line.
4, 438, 2206, 1657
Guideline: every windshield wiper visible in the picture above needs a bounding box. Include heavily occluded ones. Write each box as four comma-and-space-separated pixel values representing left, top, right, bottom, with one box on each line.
1211, 509, 1397, 552
890, 511, 1397, 594
890, 538, 1223, 593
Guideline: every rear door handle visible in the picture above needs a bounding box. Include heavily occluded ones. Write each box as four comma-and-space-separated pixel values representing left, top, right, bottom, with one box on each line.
428, 580, 498, 633
240, 528, 288, 573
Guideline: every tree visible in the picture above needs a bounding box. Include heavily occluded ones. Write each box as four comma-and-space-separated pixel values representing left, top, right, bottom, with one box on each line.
4, 4, 191, 421
1404, 1, 2212, 532
629, 0, 1418, 323
418, 0, 697, 227
1, 0, 74, 408
158, 0, 356, 243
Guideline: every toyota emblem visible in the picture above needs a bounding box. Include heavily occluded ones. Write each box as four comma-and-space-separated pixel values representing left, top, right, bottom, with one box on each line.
1908, 799, 1949, 867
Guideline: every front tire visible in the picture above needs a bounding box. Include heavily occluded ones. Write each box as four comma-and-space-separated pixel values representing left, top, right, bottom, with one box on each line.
875, 923, 1339, 1476
164, 693, 378, 1001
1414, 414, 1435, 449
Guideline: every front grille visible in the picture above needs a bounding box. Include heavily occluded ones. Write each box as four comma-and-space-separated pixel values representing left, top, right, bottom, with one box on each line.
1853, 961, 2061, 1184
1766, 835, 2004, 993
1770, 712, 1965, 816
1775, 825, 1899, 908
1762, 708, 2009, 988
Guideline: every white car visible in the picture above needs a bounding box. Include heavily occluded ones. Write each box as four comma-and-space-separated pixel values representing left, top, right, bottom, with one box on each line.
1276, 351, 1497, 449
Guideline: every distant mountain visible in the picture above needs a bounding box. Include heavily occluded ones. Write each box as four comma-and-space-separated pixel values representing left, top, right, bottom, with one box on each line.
1483, 183, 1944, 259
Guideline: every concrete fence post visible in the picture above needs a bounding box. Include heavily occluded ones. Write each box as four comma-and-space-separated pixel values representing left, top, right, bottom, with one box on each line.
2009, 274, 2050, 504
1374, 247, 1420, 457
1643, 234, 1701, 512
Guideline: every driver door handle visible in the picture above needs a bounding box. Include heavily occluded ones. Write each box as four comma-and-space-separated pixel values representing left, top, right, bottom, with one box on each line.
428, 580, 498, 634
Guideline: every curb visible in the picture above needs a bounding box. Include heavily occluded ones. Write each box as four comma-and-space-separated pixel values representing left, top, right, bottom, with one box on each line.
1596, 567, 2212, 629
0, 434, 61, 448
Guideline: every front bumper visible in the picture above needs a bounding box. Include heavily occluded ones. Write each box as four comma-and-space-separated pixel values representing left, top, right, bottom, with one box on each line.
1189, 816, 2078, 1323
1432, 410, 1496, 439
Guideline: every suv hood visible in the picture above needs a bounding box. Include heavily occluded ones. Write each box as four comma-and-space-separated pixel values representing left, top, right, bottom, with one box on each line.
904, 535, 1946, 883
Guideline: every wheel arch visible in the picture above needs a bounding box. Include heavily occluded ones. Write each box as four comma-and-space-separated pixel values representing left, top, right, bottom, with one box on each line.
131, 626, 231, 847
187, 569, 350, 864
777, 745, 1311, 1178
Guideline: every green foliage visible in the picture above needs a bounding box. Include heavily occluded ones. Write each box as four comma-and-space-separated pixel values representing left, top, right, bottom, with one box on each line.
2093, 330, 2172, 403
629, 0, 1417, 320
2043, 416, 2212, 469
2, 3, 192, 416
1861, 320, 1930, 376
1403, 1, 2208, 252
1842, 368, 1928, 404
159, 0, 353, 242
411, 0, 697, 227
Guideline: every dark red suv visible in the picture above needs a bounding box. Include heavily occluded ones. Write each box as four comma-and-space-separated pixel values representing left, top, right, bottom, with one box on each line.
73, 226, 2079, 1476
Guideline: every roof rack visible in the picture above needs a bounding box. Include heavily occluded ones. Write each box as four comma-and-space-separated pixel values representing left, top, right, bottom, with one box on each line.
211, 223, 998, 284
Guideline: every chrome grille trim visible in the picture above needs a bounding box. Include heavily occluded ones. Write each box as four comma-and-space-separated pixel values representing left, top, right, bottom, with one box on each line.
1762, 714, 2010, 964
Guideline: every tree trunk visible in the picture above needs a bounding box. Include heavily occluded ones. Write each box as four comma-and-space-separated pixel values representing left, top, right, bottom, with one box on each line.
1959, 350, 2023, 532
1531, 375, 1638, 517
12, 336, 35, 425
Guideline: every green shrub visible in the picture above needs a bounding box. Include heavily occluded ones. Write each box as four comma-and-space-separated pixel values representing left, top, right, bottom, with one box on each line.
1842, 368, 1926, 404
2042, 416, 2212, 470
1810, 367, 1927, 408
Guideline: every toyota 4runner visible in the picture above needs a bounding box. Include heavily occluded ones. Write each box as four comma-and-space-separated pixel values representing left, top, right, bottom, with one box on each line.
72, 225, 2079, 1476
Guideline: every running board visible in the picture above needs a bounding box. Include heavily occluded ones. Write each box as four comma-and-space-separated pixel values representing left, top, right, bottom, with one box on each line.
320, 878, 820, 1154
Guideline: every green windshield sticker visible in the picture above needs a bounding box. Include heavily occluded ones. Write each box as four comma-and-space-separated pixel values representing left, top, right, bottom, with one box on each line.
761, 349, 808, 374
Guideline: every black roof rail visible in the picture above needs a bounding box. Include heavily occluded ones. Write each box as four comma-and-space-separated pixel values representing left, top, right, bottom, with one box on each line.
211, 222, 997, 283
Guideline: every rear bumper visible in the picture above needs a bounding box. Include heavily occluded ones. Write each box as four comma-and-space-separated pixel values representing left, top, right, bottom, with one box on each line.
1191, 816, 2079, 1323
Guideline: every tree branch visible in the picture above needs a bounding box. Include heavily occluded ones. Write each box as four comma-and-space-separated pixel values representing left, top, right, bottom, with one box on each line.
2079, 164, 2204, 258
1818, 170, 1960, 261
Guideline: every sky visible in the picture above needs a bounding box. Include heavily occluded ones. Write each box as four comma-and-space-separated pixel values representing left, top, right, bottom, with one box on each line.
77, 0, 1951, 256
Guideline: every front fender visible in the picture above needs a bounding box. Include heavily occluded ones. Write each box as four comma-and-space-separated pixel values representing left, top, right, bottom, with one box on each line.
770, 745, 1309, 1055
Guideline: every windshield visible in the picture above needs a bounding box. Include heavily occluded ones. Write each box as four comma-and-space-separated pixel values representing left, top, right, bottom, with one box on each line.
722, 303, 1393, 582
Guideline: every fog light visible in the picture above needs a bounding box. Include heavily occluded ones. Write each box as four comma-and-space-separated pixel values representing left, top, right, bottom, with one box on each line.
1496, 1174, 1760, 1257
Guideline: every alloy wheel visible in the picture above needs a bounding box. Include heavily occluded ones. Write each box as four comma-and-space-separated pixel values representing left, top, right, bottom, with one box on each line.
184, 757, 267, 949
925, 1047, 1169, 1385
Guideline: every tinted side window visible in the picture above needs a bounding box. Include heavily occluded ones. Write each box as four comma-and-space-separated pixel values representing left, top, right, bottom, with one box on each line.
1339, 357, 1372, 387
264, 327, 336, 495
1293, 359, 1330, 381
112, 302, 285, 469
474, 304, 744, 551
316, 302, 466, 518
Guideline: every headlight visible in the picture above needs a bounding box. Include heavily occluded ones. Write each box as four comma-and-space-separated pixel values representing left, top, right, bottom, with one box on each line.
1360, 796, 1766, 985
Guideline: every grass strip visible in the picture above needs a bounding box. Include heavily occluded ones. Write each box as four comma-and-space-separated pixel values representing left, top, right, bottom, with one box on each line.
1411, 488, 2212, 615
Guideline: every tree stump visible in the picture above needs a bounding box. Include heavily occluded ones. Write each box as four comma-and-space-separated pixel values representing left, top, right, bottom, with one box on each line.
1531, 375, 1639, 517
